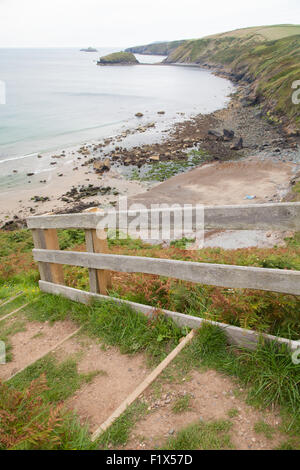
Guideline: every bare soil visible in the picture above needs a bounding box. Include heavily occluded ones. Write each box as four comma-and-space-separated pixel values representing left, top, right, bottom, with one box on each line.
129, 157, 295, 206
55, 335, 150, 432
0, 310, 288, 450
125, 369, 284, 450
0, 316, 77, 380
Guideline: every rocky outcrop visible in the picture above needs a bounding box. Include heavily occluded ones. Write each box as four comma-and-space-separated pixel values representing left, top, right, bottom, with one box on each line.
97, 52, 139, 65
93, 158, 111, 174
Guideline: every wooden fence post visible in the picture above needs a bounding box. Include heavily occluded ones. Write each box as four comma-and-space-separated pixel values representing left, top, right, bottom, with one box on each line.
31, 228, 64, 285
84, 208, 112, 295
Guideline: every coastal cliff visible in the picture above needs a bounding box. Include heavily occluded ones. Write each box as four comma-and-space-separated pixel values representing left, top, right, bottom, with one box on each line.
125, 40, 184, 56
126, 25, 300, 132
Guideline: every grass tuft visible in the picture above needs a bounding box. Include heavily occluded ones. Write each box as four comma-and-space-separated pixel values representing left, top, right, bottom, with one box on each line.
254, 420, 275, 439
164, 419, 233, 450
172, 394, 192, 414
9, 354, 97, 403
97, 401, 147, 448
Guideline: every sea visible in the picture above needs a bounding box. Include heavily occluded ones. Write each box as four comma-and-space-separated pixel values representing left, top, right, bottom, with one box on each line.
0, 47, 234, 188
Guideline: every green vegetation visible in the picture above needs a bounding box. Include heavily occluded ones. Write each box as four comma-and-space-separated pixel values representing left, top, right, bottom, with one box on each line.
172, 393, 192, 414
0, 350, 99, 450
0, 225, 299, 449
227, 408, 239, 418
0, 377, 96, 450
0, 293, 28, 317
0, 317, 26, 362
9, 354, 96, 403
206, 24, 300, 41
98, 401, 147, 448
26, 296, 187, 365
0, 227, 299, 340
98, 51, 139, 65
254, 420, 275, 439
179, 324, 300, 422
129, 150, 213, 182
125, 40, 185, 56
165, 419, 233, 450
130, 25, 300, 128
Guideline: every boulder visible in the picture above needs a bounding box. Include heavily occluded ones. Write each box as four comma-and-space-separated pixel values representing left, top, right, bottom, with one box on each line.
93, 158, 111, 174
223, 129, 235, 141
230, 137, 243, 150
208, 130, 223, 140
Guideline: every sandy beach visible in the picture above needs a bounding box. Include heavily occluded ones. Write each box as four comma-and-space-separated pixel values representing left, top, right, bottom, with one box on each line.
1, 85, 299, 234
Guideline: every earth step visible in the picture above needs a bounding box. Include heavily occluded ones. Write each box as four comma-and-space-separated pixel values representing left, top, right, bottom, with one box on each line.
5, 326, 83, 382
0, 302, 31, 323
91, 329, 195, 441
0, 292, 23, 308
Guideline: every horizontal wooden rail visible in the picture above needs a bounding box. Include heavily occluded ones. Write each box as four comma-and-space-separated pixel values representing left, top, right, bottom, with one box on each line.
39, 281, 300, 352
27, 202, 300, 231
33, 249, 300, 295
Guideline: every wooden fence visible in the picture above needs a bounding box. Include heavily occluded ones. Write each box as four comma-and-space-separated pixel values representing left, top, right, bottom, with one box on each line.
27, 202, 300, 351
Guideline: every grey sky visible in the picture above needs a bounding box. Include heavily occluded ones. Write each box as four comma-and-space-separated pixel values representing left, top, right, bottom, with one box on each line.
0, 0, 299, 48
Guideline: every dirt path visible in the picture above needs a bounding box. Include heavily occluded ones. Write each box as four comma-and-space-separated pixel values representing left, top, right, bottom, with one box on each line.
0, 314, 77, 381
0, 305, 288, 450
124, 369, 284, 450
55, 335, 150, 432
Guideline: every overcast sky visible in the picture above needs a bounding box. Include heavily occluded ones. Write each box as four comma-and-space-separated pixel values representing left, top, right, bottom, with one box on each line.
0, 0, 299, 48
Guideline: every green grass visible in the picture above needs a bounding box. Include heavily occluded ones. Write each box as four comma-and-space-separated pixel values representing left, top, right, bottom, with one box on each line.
227, 408, 239, 418
84, 300, 186, 364
172, 394, 192, 414
97, 401, 147, 448
25, 295, 187, 364
0, 317, 26, 362
291, 181, 300, 202
164, 419, 233, 450
0, 285, 19, 301
177, 324, 300, 431
0, 293, 27, 317
206, 25, 300, 41
254, 420, 275, 439
9, 354, 97, 403
1, 227, 299, 340
125, 40, 185, 56
170, 237, 195, 249
164, 27, 300, 127
276, 438, 300, 450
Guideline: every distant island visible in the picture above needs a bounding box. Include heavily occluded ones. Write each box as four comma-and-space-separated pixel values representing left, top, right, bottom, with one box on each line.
80, 47, 98, 52
97, 51, 139, 65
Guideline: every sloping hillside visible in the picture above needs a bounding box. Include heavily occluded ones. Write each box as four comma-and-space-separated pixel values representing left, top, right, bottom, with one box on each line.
128, 25, 300, 130
167, 34, 299, 126
125, 40, 185, 55
205, 24, 300, 40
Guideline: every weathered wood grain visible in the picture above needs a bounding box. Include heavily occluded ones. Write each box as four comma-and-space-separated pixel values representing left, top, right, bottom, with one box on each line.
32, 229, 64, 284
33, 249, 300, 295
39, 282, 300, 352
27, 202, 300, 231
